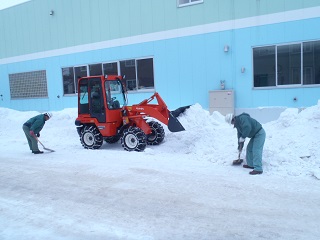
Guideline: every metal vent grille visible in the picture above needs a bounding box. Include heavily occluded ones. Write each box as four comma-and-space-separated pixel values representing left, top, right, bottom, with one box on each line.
9, 70, 48, 99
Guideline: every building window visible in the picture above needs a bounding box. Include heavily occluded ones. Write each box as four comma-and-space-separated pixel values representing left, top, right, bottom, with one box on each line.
137, 58, 154, 90
120, 59, 137, 90
178, 0, 203, 7
62, 67, 75, 94
9, 70, 48, 99
120, 58, 154, 91
253, 40, 320, 87
89, 64, 102, 76
62, 66, 88, 95
303, 41, 320, 85
103, 62, 118, 76
253, 46, 276, 87
277, 44, 301, 85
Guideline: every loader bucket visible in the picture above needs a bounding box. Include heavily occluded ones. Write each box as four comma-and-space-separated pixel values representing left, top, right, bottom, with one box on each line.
170, 105, 191, 118
168, 111, 185, 132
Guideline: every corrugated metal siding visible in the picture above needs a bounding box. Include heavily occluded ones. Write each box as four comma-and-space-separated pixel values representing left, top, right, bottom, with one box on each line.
1, 0, 320, 59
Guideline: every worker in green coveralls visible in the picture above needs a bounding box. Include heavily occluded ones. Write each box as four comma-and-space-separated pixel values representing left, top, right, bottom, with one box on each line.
225, 113, 266, 175
22, 112, 52, 154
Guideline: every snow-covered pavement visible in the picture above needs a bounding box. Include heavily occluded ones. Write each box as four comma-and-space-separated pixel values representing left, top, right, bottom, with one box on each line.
1, 153, 319, 240
0, 103, 319, 239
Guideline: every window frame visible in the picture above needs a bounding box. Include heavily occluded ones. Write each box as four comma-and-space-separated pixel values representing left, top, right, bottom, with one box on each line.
62, 57, 155, 96
252, 40, 320, 89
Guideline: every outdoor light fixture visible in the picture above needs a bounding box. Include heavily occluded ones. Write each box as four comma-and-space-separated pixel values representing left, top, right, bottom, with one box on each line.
49, 10, 54, 15
241, 67, 246, 73
224, 45, 229, 52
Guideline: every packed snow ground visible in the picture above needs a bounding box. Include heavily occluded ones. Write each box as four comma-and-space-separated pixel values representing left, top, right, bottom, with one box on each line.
0, 102, 320, 239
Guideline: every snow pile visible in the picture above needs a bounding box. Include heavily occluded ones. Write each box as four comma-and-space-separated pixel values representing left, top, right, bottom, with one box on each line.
263, 102, 320, 179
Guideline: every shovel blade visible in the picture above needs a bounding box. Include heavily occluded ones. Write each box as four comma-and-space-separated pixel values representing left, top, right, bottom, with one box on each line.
44, 147, 55, 152
232, 159, 243, 165
168, 111, 185, 132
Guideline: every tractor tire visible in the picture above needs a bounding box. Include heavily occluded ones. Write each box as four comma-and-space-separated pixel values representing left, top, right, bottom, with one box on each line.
121, 127, 147, 152
146, 121, 165, 145
104, 135, 120, 144
80, 125, 103, 149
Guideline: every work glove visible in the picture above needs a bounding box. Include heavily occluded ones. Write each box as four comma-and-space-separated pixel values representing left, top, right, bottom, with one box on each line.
37, 133, 40, 137
29, 130, 36, 137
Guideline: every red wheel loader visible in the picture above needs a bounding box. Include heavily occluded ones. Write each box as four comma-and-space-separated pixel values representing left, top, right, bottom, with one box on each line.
75, 75, 185, 151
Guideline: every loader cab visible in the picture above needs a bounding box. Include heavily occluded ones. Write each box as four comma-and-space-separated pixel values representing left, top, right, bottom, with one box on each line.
78, 75, 126, 123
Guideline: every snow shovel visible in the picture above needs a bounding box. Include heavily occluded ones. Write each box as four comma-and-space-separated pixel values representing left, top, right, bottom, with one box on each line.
232, 149, 243, 165
34, 136, 55, 152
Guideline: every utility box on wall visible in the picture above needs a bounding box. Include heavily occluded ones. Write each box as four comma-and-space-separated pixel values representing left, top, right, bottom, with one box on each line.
209, 90, 234, 115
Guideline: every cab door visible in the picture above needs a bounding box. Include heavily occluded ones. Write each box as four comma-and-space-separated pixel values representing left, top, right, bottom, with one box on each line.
78, 79, 89, 114
89, 77, 106, 123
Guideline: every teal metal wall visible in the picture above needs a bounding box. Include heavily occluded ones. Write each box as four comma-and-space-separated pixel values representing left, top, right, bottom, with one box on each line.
1, 0, 320, 116
1, 0, 320, 59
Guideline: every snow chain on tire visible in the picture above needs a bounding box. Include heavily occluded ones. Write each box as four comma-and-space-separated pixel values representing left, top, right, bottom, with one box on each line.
121, 127, 147, 152
80, 125, 103, 149
146, 121, 165, 145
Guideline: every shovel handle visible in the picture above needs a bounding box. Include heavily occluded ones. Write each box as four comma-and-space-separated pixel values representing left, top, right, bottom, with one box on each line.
32, 135, 54, 152
34, 136, 45, 148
